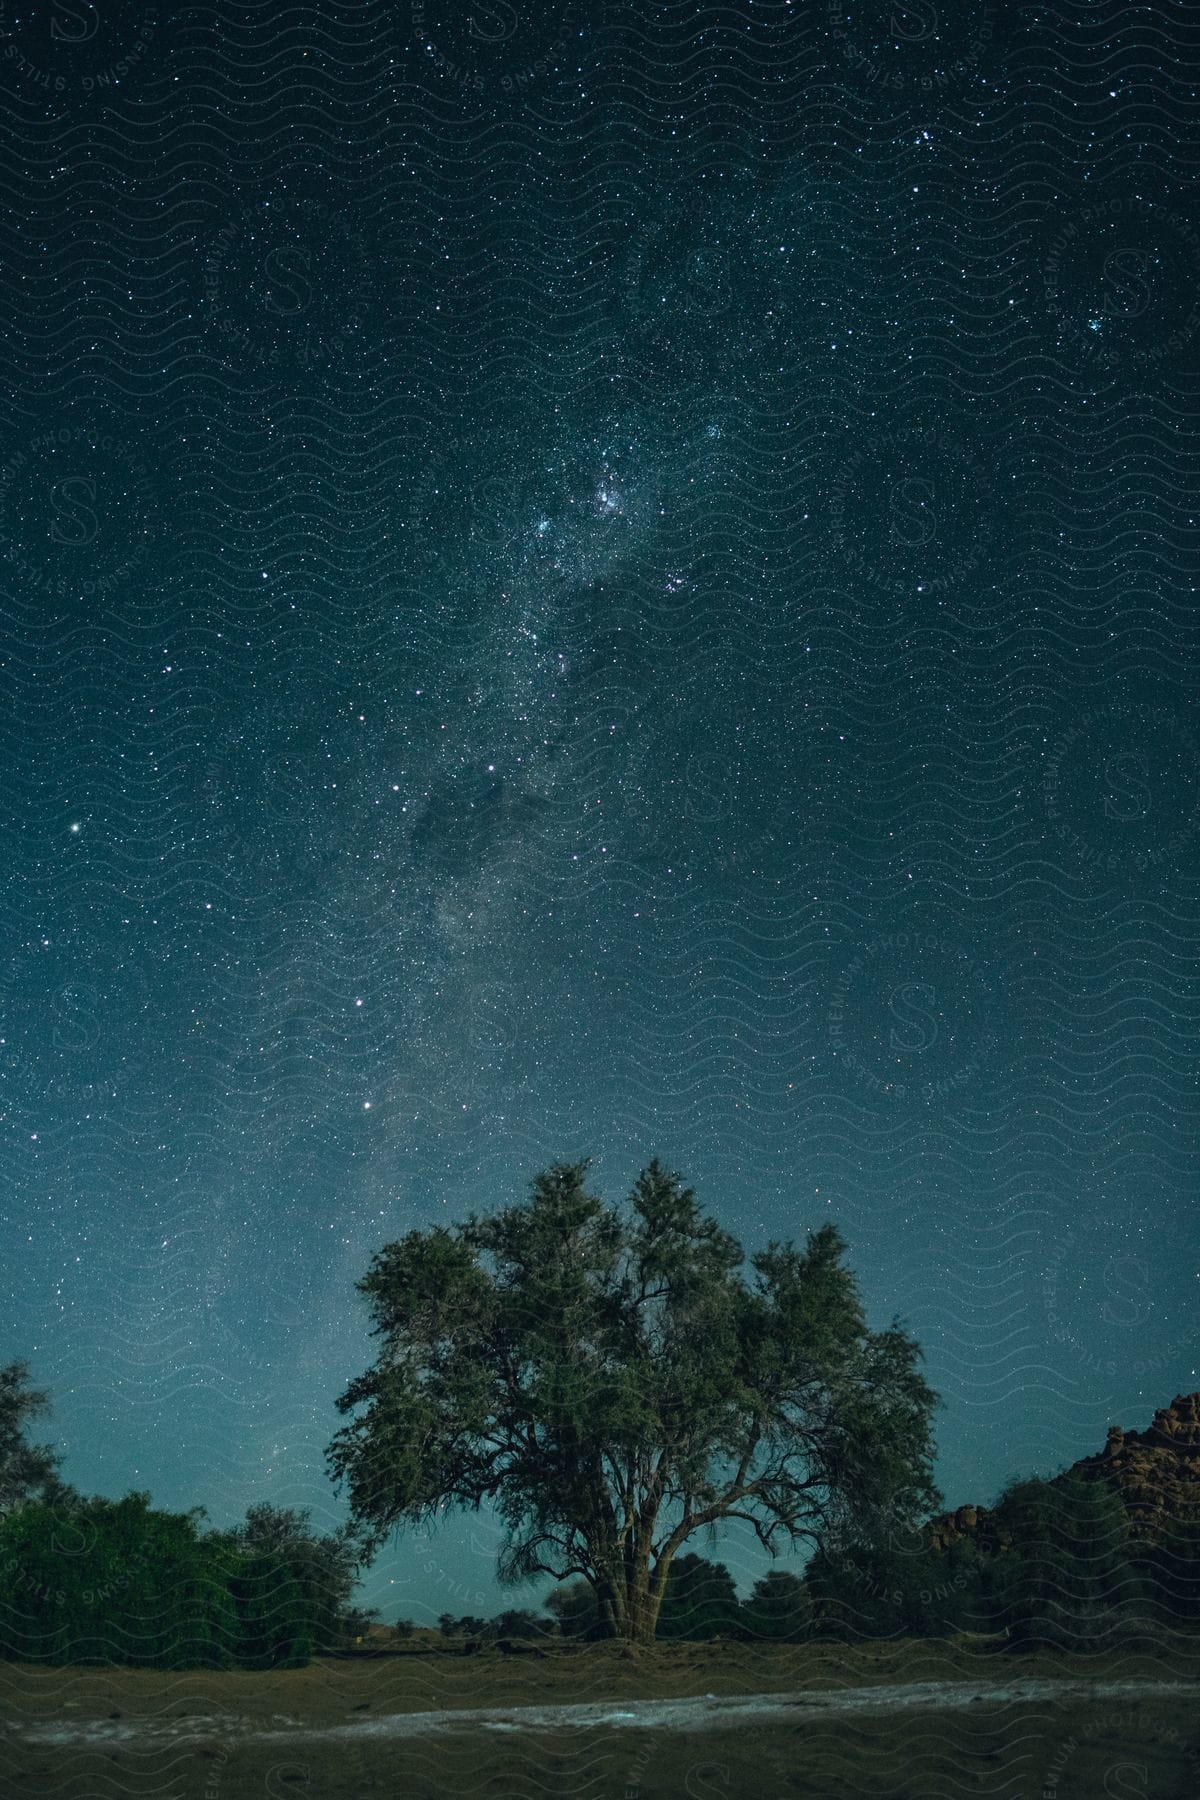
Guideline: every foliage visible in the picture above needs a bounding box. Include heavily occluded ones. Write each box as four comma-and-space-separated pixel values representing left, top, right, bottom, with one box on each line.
436, 1608, 551, 1639
803, 1471, 1164, 1649
805, 1524, 985, 1640
1136, 1517, 1200, 1624
491, 1607, 555, 1639
0, 1361, 75, 1516
328, 1157, 941, 1642
226, 1549, 313, 1669
986, 1473, 1141, 1650
224, 1503, 360, 1650
740, 1567, 812, 1642
543, 1578, 602, 1640
0, 1493, 316, 1668
437, 1611, 487, 1637
342, 1604, 382, 1640
548, 1561, 812, 1645
656, 1554, 742, 1640
0, 1492, 240, 1667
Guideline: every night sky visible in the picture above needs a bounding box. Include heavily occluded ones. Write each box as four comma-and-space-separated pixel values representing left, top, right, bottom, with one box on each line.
1, 2, 1198, 1627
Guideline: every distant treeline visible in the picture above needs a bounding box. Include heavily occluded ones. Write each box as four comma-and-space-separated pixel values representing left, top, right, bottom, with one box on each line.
410, 1555, 812, 1647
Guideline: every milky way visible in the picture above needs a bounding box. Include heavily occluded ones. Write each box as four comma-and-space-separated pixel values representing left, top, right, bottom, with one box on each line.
1, 5, 1198, 1627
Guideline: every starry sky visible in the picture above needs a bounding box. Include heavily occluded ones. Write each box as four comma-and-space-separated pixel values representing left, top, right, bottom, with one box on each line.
1, 1, 1198, 1626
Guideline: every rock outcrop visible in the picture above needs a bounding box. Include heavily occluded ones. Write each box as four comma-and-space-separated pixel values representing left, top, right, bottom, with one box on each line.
1069, 1390, 1200, 1543
926, 1391, 1200, 1554
925, 1501, 1010, 1556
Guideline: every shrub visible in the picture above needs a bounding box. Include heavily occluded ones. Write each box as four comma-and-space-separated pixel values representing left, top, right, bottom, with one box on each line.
740, 1569, 812, 1643
987, 1474, 1142, 1646
227, 1549, 313, 1669
1006, 1599, 1169, 1654
0, 1493, 240, 1668
0, 1493, 314, 1668
656, 1555, 743, 1641
805, 1529, 985, 1641
543, 1579, 602, 1640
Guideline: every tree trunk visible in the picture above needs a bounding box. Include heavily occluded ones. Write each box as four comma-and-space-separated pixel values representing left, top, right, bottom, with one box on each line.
624, 1550, 663, 1645
592, 1568, 625, 1640
640, 1556, 673, 1643
629, 1597, 657, 1643
595, 1551, 667, 1645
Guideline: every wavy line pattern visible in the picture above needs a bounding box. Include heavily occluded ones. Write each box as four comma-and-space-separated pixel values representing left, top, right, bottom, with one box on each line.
0, 0, 1198, 1782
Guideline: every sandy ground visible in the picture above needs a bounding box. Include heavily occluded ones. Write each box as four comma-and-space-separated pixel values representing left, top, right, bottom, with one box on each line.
12, 1672, 1200, 1742
3, 1639, 1199, 1798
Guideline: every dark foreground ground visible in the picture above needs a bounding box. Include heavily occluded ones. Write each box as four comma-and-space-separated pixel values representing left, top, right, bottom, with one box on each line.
2, 1635, 1199, 1799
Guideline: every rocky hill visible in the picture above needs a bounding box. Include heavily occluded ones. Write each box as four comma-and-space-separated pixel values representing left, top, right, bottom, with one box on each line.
927, 1391, 1200, 1554
1070, 1390, 1200, 1541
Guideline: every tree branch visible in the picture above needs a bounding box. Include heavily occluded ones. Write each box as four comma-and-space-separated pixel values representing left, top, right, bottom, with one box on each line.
522, 1555, 594, 1583
657, 1479, 763, 1561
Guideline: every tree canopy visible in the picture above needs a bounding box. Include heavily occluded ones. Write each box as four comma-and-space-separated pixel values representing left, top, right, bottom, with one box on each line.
220, 1502, 361, 1652
0, 1360, 75, 1516
327, 1157, 941, 1642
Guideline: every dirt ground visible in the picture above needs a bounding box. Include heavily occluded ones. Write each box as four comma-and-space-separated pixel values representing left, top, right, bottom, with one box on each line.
2, 1637, 1199, 1799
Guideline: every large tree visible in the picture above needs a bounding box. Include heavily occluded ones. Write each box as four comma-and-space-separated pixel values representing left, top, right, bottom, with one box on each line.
327, 1158, 940, 1644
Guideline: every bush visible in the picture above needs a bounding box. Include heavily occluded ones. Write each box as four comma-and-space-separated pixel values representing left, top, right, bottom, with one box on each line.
1136, 1519, 1200, 1625
987, 1474, 1142, 1645
437, 1611, 487, 1637
225, 1505, 359, 1651
740, 1569, 812, 1643
543, 1579, 602, 1640
227, 1550, 313, 1669
805, 1529, 985, 1642
0, 1493, 315, 1669
490, 1608, 555, 1640
656, 1555, 743, 1641
0, 1493, 241, 1668
1006, 1599, 1169, 1654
